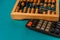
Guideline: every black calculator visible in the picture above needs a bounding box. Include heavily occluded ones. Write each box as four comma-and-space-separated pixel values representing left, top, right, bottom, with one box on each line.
26, 19, 60, 37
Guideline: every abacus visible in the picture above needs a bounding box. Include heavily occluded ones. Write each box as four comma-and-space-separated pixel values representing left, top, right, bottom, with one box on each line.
26, 19, 60, 37
11, 0, 59, 21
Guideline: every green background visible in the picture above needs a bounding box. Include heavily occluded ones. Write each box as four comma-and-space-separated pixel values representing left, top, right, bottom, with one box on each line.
0, 0, 60, 40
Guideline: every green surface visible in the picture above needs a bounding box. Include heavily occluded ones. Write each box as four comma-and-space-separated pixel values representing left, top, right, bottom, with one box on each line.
0, 0, 60, 40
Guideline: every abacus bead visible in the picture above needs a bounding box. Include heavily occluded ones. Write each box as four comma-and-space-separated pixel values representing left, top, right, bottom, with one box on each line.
19, 10, 22, 13
43, 11, 46, 14
28, 8, 31, 13
24, 7, 27, 13
44, 4, 47, 8
35, 8, 38, 13
51, 4, 54, 8
31, 8, 35, 13
21, 2, 25, 7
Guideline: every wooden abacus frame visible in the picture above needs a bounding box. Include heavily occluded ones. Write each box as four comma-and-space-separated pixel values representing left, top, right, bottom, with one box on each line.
11, 0, 59, 21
